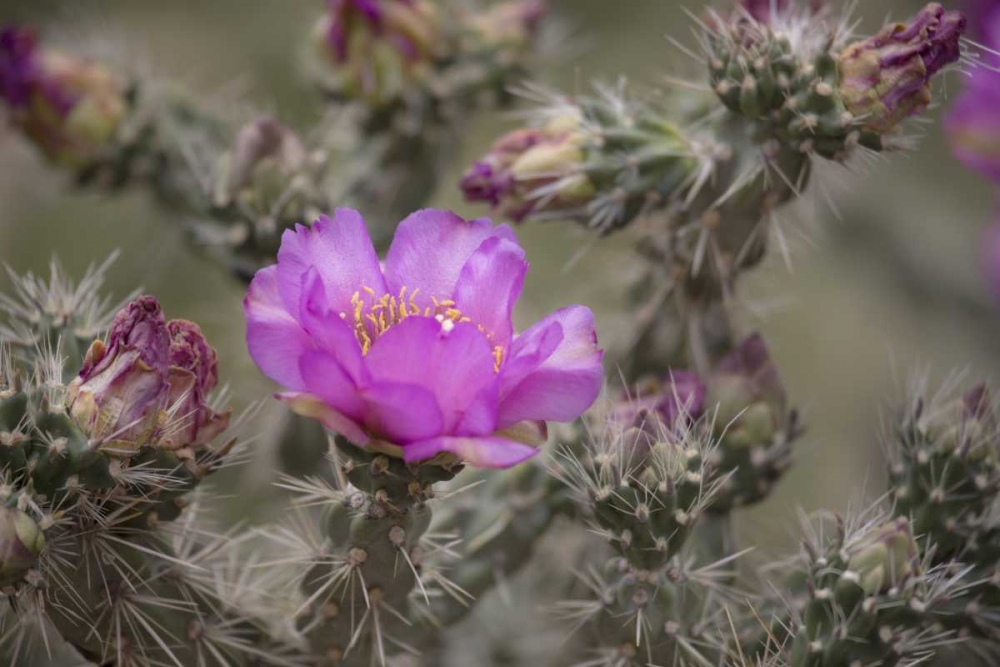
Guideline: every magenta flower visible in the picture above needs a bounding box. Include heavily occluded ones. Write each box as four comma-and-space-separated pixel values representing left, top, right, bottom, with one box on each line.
244, 208, 604, 468
945, 2, 1000, 184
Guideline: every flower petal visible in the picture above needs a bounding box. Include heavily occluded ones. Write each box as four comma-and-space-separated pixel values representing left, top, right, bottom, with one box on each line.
361, 381, 444, 444
299, 267, 365, 379
383, 209, 516, 303
278, 391, 369, 445
276, 209, 387, 316
497, 305, 603, 428
364, 317, 500, 434
299, 350, 367, 420
402, 435, 539, 468
452, 236, 527, 353
244, 265, 313, 390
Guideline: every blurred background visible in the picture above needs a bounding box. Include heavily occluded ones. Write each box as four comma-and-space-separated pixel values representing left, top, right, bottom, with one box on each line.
0, 0, 995, 560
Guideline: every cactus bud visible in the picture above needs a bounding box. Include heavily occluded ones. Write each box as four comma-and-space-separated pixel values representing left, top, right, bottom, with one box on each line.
0, 26, 125, 168
225, 117, 309, 203
706, 334, 785, 447
312, 0, 442, 105
838, 4, 966, 134
845, 517, 919, 596
68, 296, 229, 454
461, 113, 594, 222
0, 507, 44, 586
464, 0, 546, 57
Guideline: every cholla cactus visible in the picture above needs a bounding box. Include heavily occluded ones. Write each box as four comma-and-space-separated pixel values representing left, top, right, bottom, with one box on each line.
5, 2, 1000, 667
753, 509, 965, 667
546, 401, 742, 666
462, 2, 967, 361
883, 378, 1000, 663
0, 263, 299, 665
0, 3, 550, 283
241, 207, 602, 664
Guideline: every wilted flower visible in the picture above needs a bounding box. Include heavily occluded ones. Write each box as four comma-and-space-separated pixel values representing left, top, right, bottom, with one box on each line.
0, 507, 44, 587
165, 319, 231, 449
839, 4, 966, 134
461, 112, 594, 222
945, 2, 1000, 184
845, 517, 919, 596
706, 334, 786, 449
244, 208, 603, 468
0, 26, 125, 168
312, 0, 441, 105
68, 296, 230, 454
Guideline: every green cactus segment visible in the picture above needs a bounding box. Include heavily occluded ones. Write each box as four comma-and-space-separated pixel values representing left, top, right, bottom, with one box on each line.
296, 440, 461, 665
552, 423, 714, 571
788, 517, 929, 667
886, 384, 1000, 646
708, 23, 884, 161
703, 367, 801, 513
545, 417, 732, 666
889, 388, 1000, 562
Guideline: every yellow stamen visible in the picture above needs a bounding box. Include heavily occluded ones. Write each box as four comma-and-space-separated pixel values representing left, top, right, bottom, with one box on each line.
345, 285, 506, 373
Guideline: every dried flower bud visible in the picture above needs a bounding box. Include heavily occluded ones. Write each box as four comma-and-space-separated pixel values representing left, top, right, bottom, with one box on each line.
0, 507, 44, 587
68, 296, 171, 452
0, 26, 126, 168
838, 4, 966, 134
312, 0, 441, 105
845, 517, 919, 596
164, 320, 231, 450
461, 113, 595, 222
68, 296, 229, 454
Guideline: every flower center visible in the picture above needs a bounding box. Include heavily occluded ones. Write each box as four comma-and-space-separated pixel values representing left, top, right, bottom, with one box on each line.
341, 286, 505, 371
